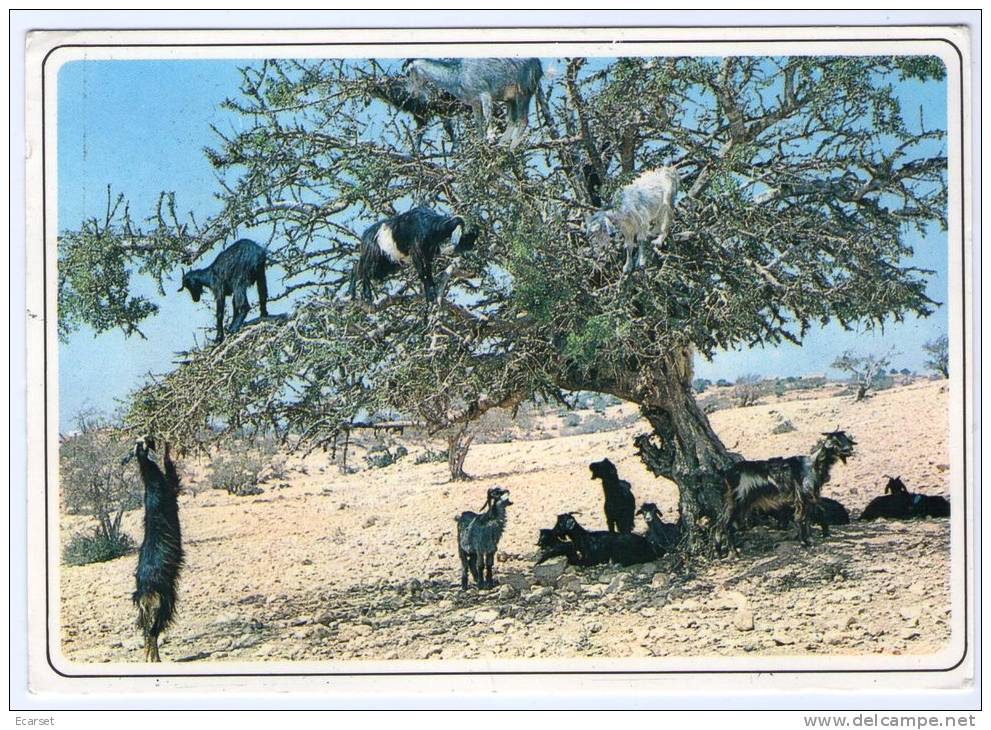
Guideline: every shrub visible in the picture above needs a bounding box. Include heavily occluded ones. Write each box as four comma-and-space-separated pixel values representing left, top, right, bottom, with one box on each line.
364, 445, 409, 469
692, 378, 711, 394
415, 448, 449, 465
63, 528, 136, 566
60, 410, 142, 555
562, 413, 582, 428
208, 441, 286, 496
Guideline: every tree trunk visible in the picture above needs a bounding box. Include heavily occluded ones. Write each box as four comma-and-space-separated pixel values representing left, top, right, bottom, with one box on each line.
447, 423, 473, 482
632, 349, 734, 553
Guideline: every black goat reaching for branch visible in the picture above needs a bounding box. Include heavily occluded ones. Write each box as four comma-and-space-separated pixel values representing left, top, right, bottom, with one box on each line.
179, 238, 269, 343
130, 435, 183, 663
714, 430, 856, 557
456, 486, 512, 589
589, 458, 635, 533
349, 205, 479, 303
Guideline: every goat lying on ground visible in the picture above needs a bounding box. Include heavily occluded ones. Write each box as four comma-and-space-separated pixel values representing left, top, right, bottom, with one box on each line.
586, 166, 680, 274
636, 502, 680, 556
589, 457, 635, 533
859, 476, 951, 521
541, 513, 655, 567
179, 238, 269, 344
535, 527, 580, 565
130, 436, 183, 662
750, 496, 851, 530
404, 57, 543, 148
714, 430, 857, 557
349, 205, 479, 303
456, 486, 512, 589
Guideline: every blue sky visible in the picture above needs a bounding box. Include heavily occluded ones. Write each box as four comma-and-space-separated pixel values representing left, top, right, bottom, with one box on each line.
56, 57, 949, 431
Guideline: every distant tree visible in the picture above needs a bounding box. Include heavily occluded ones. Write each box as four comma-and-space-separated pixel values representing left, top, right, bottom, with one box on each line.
57, 56, 948, 552
733, 374, 764, 407
831, 349, 897, 401
923, 334, 949, 378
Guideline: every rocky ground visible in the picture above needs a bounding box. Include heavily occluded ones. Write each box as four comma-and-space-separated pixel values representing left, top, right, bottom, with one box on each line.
58, 379, 953, 664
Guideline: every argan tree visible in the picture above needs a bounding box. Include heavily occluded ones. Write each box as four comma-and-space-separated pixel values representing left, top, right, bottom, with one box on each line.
923, 333, 950, 378
831, 348, 898, 402
58, 56, 947, 550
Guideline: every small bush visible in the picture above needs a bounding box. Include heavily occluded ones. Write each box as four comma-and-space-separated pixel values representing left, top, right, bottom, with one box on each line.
364, 445, 409, 469
562, 413, 582, 428
415, 448, 449, 465
63, 529, 136, 566
209, 447, 286, 496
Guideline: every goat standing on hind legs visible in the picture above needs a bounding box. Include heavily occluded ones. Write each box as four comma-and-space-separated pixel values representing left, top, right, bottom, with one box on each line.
131, 435, 183, 662
713, 430, 856, 557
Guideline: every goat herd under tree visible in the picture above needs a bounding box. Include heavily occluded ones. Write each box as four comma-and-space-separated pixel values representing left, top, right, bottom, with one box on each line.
56, 54, 951, 661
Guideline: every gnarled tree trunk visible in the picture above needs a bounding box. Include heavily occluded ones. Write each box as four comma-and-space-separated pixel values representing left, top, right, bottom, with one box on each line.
618, 348, 734, 553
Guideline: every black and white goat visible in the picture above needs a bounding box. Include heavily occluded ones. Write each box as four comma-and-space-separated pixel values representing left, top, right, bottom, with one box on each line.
588, 457, 635, 533
636, 502, 680, 556
179, 238, 269, 344
586, 166, 679, 274
859, 476, 950, 521
713, 430, 857, 556
541, 513, 654, 567
456, 486, 512, 590
131, 436, 184, 662
349, 205, 479, 303
404, 57, 544, 148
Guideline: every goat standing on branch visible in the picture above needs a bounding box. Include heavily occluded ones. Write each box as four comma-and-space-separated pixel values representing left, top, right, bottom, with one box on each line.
714, 430, 856, 557
349, 205, 479, 303
178, 238, 270, 344
586, 166, 680, 275
404, 57, 544, 148
129, 436, 183, 663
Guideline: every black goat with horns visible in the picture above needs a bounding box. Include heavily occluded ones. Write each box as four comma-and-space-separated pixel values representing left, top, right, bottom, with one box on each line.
127, 435, 184, 663
714, 430, 857, 557
349, 205, 479, 303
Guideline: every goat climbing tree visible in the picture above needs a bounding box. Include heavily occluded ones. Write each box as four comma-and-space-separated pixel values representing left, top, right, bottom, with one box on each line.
58, 56, 948, 550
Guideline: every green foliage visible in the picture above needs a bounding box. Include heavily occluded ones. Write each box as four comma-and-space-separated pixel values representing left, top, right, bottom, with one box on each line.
54, 56, 949, 453
63, 528, 136, 566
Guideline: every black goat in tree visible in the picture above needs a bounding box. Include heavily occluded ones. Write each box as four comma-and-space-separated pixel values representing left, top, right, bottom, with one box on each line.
589, 457, 636, 533
179, 238, 269, 343
350, 205, 479, 303
130, 435, 183, 663
714, 430, 857, 556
